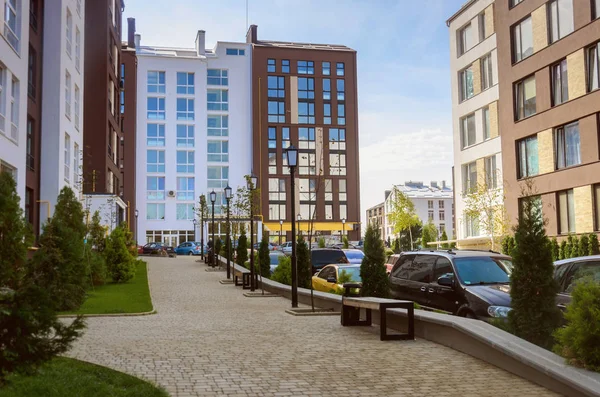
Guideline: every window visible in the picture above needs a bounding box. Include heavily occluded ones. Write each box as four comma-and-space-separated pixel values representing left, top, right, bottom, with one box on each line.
299, 179, 317, 202
268, 152, 277, 174
147, 176, 165, 200
76, 0, 81, 16
74, 85, 80, 130
482, 106, 490, 140
322, 62, 331, 76
4, 0, 19, 51
511, 0, 524, 6
298, 127, 315, 149
460, 113, 476, 148
177, 151, 195, 173
207, 89, 228, 111
75, 28, 81, 72
298, 102, 315, 124
207, 115, 228, 136
147, 150, 165, 173
515, 75, 536, 120
428, 210, 434, 221
517, 135, 539, 178
27, 46, 36, 98
298, 61, 314, 75
479, 13, 486, 41
462, 161, 477, 194
64, 134, 70, 181
298, 77, 315, 99
176, 98, 194, 120
337, 103, 345, 125
226, 48, 245, 55
459, 66, 474, 102
30, 0, 38, 30
339, 179, 347, 202
330, 153, 347, 176
555, 121, 581, 169
337, 79, 345, 101
465, 214, 480, 237
9, 77, 18, 140
439, 200, 445, 209
147, 97, 165, 119
485, 155, 497, 189
439, 211, 445, 221
207, 166, 229, 213
325, 179, 333, 201
176, 124, 194, 147
66, 9, 72, 57
108, 82, 114, 115
26, 118, 33, 170
268, 178, 286, 201
177, 177, 194, 200
329, 128, 346, 151
147, 124, 165, 146
336, 63, 345, 76
267, 58, 276, 72
267, 76, 285, 98
282, 60, 290, 73
595, 184, 600, 230
299, 152, 316, 175
558, 189, 575, 234
268, 101, 285, 123
65, 71, 71, 119
548, 0, 574, 43
458, 23, 473, 56
281, 127, 290, 149
207, 69, 228, 86
147, 203, 165, 220
269, 204, 286, 221
207, 140, 228, 162
268, 127, 276, 149
595, 0, 600, 19
428, 200, 433, 209
323, 78, 331, 100
550, 59, 569, 106
588, 42, 600, 92
73, 142, 79, 186
481, 53, 493, 90
177, 204, 195, 220
512, 17, 533, 62
0, 67, 5, 134
177, 72, 194, 94
147, 71, 166, 93
25, 188, 32, 225
324, 103, 331, 125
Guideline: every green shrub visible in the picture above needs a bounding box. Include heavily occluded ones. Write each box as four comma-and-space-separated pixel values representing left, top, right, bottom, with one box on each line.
343, 236, 349, 249
258, 232, 270, 278
318, 237, 326, 248
86, 245, 107, 286
104, 226, 137, 283
392, 238, 401, 254
572, 236, 580, 259
385, 248, 394, 259
235, 228, 248, 267
550, 238, 560, 262
554, 279, 600, 372
360, 223, 390, 298
271, 256, 291, 285
589, 234, 600, 255
501, 235, 516, 256
560, 240, 567, 260
578, 235, 589, 258
297, 237, 311, 288
565, 235, 574, 259
440, 230, 449, 249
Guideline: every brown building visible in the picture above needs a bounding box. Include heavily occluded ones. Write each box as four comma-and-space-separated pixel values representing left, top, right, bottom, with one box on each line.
246, 25, 361, 242
366, 202, 385, 241
496, 0, 600, 237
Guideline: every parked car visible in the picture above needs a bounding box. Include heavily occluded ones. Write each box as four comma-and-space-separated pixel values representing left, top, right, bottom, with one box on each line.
280, 241, 293, 255
342, 249, 364, 264
385, 254, 400, 275
310, 248, 349, 274
554, 255, 600, 311
142, 242, 177, 257
269, 251, 287, 273
312, 264, 362, 294
389, 250, 514, 320
329, 243, 357, 249
175, 241, 203, 256
253, 242, 278, 251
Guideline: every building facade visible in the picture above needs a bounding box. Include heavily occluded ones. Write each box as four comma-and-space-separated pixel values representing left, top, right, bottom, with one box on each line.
366, 202, 385, 241
247, 25, 361, 243
39, 0, 85, 223
496, 0, 600, 238
0, 0, 30, 209
447, 0, 503, 248
135, 30, 252, 247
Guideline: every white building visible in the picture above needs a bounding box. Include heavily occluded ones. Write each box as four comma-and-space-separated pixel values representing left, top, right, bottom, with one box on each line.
0, 0, 29, 204
384, 181, 454, 243
447, 0, 502, 249
40, 0, 85, 221
135, 31, 252, 247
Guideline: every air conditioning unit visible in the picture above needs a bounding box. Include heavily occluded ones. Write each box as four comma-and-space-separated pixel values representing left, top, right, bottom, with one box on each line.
167, 190, 176, 198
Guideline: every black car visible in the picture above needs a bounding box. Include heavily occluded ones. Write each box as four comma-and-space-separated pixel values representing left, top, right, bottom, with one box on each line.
388, 250, 514, 320
142, 242, 176, 257
310, 248, 349, 274
554, 255, 600, 311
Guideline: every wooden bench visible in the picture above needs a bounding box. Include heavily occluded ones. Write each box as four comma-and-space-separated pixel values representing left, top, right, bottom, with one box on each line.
341, 283, 414, 341
233, 267, 256, 290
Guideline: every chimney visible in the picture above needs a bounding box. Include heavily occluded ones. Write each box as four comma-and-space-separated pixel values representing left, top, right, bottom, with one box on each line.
246, 24, 258, 44
127, 18, 136, 48
431, 181, 438, 188
195, 30, 206, 56
134, 33, 141, 49
442, 180, 446, 189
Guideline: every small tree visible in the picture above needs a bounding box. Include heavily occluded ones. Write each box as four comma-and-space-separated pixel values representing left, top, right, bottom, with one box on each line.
421, 221, 437, 249
236, 227, 248, 267
589, 233, 600, 255
440, 230, 449, 249
578, 234, 589, 258
271, 256, 292, 285
571, 236, 580, 259
565, 235, 574, 259
318, 237, 326, 248
296, 236, 311, 289
88, 211, 107, 252
342, 236, 349, 249
359, 223, 390, 298
550, 238, 560, 262
388, 187, 420, 250
258, 232, 270, 279
104, 225, 136, 283
560, 240, 568, 260
508, 181, 561, 349
392, 238, 401, 254
85, 244, 107, 286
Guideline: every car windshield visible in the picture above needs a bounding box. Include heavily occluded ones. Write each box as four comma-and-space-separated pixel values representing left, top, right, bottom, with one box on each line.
453, 257, 512, 285
312, 250, 347, 265
338, 267, 361, 283
344, 251, 364, 260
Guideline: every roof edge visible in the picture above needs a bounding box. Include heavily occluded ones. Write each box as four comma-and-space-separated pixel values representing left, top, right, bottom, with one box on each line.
446, 0, 478, 27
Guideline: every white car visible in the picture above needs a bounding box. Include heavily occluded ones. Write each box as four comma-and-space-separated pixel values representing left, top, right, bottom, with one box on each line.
280, 241, 293, 255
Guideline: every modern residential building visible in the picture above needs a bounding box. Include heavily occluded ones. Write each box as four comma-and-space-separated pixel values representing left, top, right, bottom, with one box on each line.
39, 0, 85, 223
0, 0, 30, 210
135, 30, 252, 247
383, 181, 454, 243
447, 0, 503, 249
496, 0, 600, 238
366, 202, 385, 241
82, 0, 127, 231
246, 25, 361, 243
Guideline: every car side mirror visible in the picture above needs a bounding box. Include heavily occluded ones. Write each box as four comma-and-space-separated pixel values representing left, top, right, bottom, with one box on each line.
438, 276, 454, 287
326, 277, 337, 283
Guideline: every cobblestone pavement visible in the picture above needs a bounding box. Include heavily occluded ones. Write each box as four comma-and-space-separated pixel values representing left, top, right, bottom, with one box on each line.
67, 256, 558, 396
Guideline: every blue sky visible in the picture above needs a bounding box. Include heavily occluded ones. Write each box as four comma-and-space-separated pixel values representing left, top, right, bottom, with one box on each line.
122, 0, 465, 225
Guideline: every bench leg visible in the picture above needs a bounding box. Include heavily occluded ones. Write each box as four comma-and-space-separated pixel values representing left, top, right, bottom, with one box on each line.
366, 308, 372, 326
380, 308, 387, 341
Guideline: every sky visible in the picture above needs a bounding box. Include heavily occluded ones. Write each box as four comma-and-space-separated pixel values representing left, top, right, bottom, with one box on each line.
122, 0, 466, 227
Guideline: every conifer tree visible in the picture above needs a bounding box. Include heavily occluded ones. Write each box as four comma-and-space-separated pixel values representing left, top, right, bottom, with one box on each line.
359, 223, 390, 298
589, 233, 600, 255
235, 227, 248, 267
560, 240, 568, 260
392, 238, 401, 254
296, 236, 311, 288
578, 234, 589, 258
258, 232, 271, 278
104, 225, 136, 283
550, 238, 560, 262
440, 230, 449, 249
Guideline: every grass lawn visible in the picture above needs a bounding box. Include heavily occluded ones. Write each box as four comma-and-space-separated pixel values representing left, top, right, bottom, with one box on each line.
62, 260, 153, 315
0, 357, 168, 397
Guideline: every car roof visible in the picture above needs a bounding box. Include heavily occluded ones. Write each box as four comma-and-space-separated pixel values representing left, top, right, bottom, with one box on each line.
312, 248, 343, 252
554, 255, 600, 266
322, 263, 361, 270
401, 249, 511, 260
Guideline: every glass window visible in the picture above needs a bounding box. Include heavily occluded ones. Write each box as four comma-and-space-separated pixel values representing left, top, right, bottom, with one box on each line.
177, 72, 194, 94
337, 103, 345, 125
147, 150, 165, 173
298, 77, 315, 99
64, 134, 70, 181
226, 48, 244, 56
299, 152, 316, 175
207, 140, 229, 162
267, 58, 276, 72
281, 127, 290, 148
268, 101, 285, 123
298, 127, 315, 149
324, 103, 331, 125
408, 255, 436, 283
460, 113, 476, 148
147, 124, 165, 146
588, 42, 600, 92
428, 210, 434, 221
454, 257, 511, 285
548, 0, 574, 43
268, 76, 285, 98
26, 119, 34, 170
177, 177, 194, 200
177, 151, 195, 173
323, 78, 331, 100
66, 9, 72, 57
555, 121, 581, 169
595, 184, 600, 230
481, 53, 493, 90
28, 47, 36, 98
74, 85, 80, 130
483, 106, 490, 140
75, 28, 81, 71
513, 17, 533, 62
207, 69, 228, 86
459, 66, 474, 102
515, 75, 536, 120
329, 128, 346, 150
552, 59, 568, 106
595, 0, 600, 19
282, 60, 290, 73
517, 135, 539, 178
268, 126, 277, 149
511, 0, 524, 6
268, 152, 277, 174
207, 89, 228, 111
462, 161, 477, 194
330, 153, 347, 176
458, 23, 473, 56
558, 189, 575, 234
485, 155, 497, 189
337, 79, 345, 101
268, 178, 286, 201
207, 115, 228, 136
339, 179, 347, 202
147, 203, 165, 220
336, 62, 345, 76
177, 203, 195, 220
65, 71, 71, 118
147, 176, 165, 200
176, 98, 194, 120
147, 71, 165, 93
147, 97, 165, 120
322, 62, 331, 76
433, 258, 454, 282
298, 102, 315, 124
176, 124, 194, 147
4, 0, 19, 50
325, 179, 333, 201
297, 61, 314, 75
465, 213, 480, 237
428, 200, 434, 209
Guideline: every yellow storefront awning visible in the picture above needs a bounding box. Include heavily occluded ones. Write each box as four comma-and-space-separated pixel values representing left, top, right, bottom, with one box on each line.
263, 221, 357, 232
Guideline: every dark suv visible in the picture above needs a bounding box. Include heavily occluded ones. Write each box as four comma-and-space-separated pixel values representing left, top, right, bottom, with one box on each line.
388, 250, 513, 320
310, 248, 349, 274
554, 255, 600, 311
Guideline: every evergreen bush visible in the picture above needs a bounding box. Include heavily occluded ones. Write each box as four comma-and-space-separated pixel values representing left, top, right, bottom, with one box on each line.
359, 223, 390, 298
565, 235, 574, 259
271, 256, 292, 286
560, 240, 567, 260
236, 228, 248, 267
571, 236, 580, 259
392, 238, 401, 254
343, 236, 349, 249
578, 234, 589, 258
385, 248, 394, 259
318, 237, 326, 248
590, 233, 600, 255
85, 245, 106, 286
258, 232, 270, 279
440, 230, 449, 249
87, 211, 107, 252
104, 226, 137, 283
550, 238, 560, 262
297, 237, 311, 288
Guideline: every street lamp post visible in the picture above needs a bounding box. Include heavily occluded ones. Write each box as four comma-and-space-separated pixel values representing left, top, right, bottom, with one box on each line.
134, 209, 139, 245
286, 145, 299, 308
297, 214, 302, 238
210, 190, 217, 268
342, 218, 346, 242
193, 218, 197, 243
225, 185, 232, 279
279, 219, 283, 245
248, 174, 258, 291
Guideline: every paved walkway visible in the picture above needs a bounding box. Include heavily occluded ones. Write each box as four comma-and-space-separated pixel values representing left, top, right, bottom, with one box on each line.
67, 256, 558, 396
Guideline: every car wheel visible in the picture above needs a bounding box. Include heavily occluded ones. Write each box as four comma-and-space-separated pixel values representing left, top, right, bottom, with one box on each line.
187, 251, 193, 256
